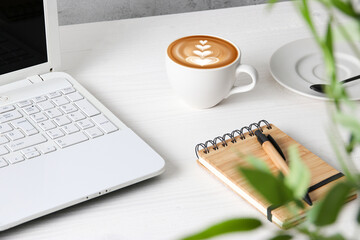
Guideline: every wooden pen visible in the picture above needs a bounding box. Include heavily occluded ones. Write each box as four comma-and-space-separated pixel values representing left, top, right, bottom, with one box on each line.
255, 130, 312, 206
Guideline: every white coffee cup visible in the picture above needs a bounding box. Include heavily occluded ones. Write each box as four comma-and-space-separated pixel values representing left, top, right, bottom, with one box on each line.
166, 35, 258, 109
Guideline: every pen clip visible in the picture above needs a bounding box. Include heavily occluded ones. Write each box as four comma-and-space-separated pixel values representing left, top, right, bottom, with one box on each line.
267, 134, 286, 161
267, 134, 312, 206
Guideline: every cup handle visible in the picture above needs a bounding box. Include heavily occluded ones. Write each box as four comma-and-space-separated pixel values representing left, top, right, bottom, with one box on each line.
225, 64, 258, 98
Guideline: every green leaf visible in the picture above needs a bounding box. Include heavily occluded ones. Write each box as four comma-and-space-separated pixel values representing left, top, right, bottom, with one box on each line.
239, 168, 293, 205
269, 234, 293, 240
308, 182, 352, 226
333, 22, 360, 61
246, 155, 271, 173
325, 20, 333, 57
297, 227, 312, 236
267, 0, 280, 9
333, 112, 360, 142
267, 0, 279, 4
320, 233, 346, 240
297, 228, 345, 240
284, 146, 311, 200
323, 20, 337, 89
298, 0, 312, 27
330, 0, 359, 19
357, 206, 360, 224
181, 218, 261, 240
294, 199, 305, 210
297, 0, 320, 42
327, 127, 357, 184
346, 133, 356, 153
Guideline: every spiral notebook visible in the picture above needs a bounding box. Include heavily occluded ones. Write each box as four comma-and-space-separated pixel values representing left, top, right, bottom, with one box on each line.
195, 120, 356, 228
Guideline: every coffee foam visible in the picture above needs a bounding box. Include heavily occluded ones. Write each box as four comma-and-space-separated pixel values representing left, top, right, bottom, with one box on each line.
167, 36, 239, 69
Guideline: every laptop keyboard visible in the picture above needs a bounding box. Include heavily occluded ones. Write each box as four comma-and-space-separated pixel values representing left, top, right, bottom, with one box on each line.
0, 87, 118, 168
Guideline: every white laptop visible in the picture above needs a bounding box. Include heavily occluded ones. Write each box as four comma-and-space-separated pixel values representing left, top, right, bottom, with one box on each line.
0, 0, 165, 231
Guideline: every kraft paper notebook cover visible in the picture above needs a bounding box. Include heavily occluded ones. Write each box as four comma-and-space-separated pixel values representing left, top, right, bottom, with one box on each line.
195, 120, 356, 228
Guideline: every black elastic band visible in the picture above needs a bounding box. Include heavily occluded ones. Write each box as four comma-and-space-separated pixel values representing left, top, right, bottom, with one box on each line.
266, 172, 344, 222
267, 204, 280, 222
308, 172, 344, 192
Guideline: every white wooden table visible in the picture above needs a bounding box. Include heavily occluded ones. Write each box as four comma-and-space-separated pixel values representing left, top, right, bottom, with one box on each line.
1, 2, 358, 239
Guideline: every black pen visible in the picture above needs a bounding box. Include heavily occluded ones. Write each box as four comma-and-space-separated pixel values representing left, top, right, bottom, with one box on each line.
255, 130, 313, 206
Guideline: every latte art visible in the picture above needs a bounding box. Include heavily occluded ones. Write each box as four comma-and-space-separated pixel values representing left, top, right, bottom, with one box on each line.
185, 40, 220, 67
167, 36, 238, 69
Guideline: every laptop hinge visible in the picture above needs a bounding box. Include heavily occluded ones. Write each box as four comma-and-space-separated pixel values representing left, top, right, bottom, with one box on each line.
27, 75, 44, 84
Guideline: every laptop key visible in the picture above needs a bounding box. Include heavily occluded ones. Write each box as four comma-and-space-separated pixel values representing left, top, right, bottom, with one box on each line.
92, 115, 118, 133
38, 144, 56, 154
31, 113, 48, 123
52, 96, 69, 106
23, 105, 40, 115
55, 132, 88, 148
0, 146, 9, 156
0, 123, 12, 133
17, 100, 32, 108
0, 158, 8, 168
12, 119, 39, 136
4, 153, 25, 164
37, 101, 55, 111
60, 104, 77, 114
39, 120, 56, 131
24, 151, 41, 159
45, 108, 62, 118
0, 105, 15, 114
7, 129, 25, 141
21, 147, 37, 155
75, 99, 100, 117
33, 96, 47, 103
54, 116, 71, 126
47, 129, 65, 139
7, 134, 47, 151
0, 136, 9, 144
85, 127, 103, 138
62, 123, 79, 134
77, 119, 94, 130
66, 92, 83, 102
69, 111, 86, 121
47, 91, 62, 98
0, 110, 22, 123
61, 87, 76, 94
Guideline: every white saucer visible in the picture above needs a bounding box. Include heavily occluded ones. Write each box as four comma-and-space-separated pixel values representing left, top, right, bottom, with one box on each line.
269, 38, 360, 100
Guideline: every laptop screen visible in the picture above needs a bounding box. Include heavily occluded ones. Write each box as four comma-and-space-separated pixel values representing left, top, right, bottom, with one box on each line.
0, 0, 48, 75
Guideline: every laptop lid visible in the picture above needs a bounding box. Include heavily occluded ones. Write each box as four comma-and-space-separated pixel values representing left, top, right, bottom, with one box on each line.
0, 0, 60, 85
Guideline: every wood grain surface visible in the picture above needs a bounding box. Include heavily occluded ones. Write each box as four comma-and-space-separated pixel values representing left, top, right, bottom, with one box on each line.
198, 124, 354, 228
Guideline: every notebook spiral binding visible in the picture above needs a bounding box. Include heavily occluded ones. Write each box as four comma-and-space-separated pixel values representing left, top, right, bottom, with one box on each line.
195, 120, 272, 158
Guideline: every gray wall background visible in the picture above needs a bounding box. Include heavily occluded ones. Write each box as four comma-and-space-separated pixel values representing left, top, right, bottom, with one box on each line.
57, 0, 271, 25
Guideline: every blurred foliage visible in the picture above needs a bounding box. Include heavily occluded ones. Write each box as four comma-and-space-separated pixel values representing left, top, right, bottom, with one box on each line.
184, 0, 360, 239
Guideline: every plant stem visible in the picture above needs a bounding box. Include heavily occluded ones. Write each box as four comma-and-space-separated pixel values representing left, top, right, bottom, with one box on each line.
327, 114, 358, 183
333, 16, 360, 59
